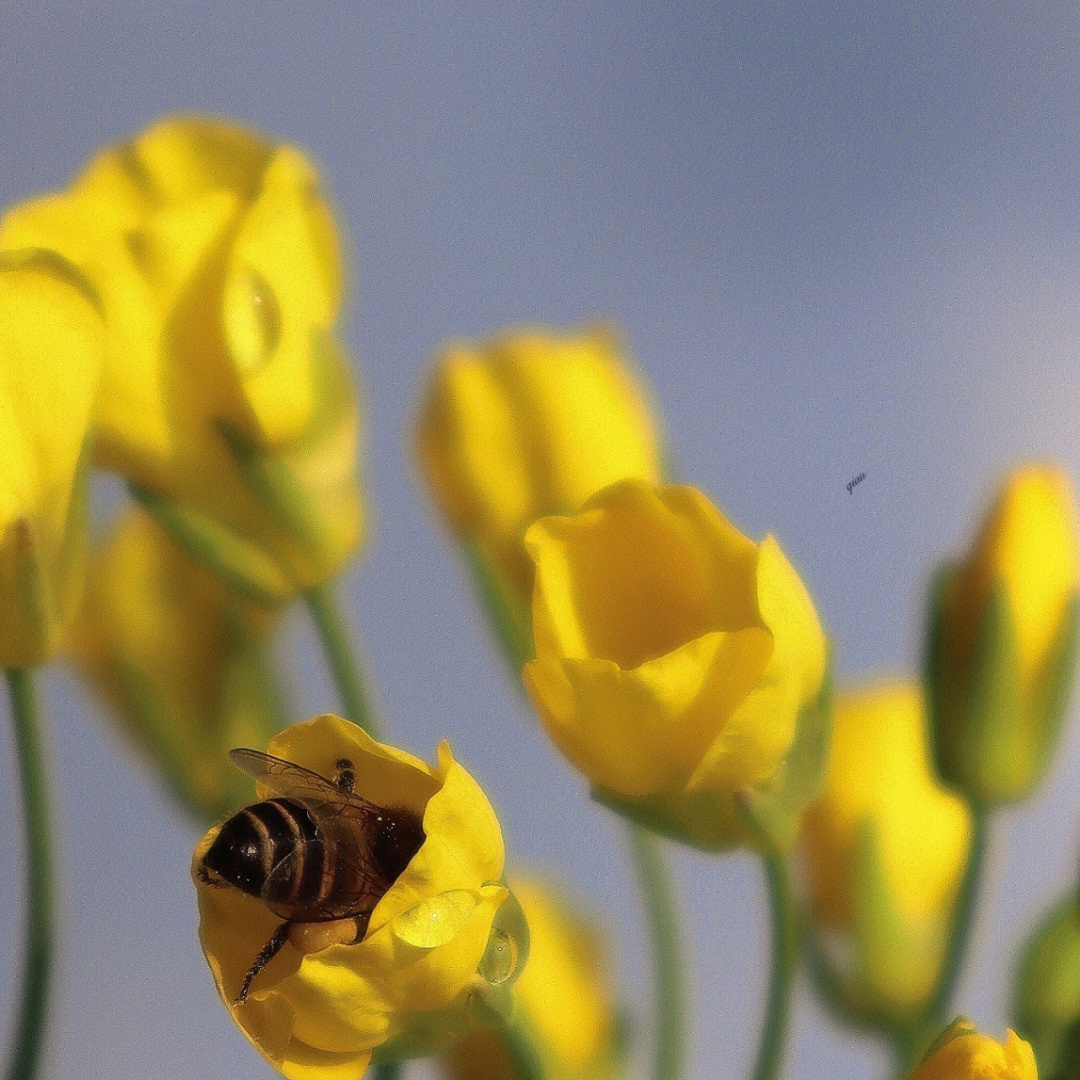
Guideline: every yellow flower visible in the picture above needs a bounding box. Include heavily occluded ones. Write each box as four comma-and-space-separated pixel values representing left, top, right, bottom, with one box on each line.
928, 468, 1080, 805
442, 879, 621, 1080
522, 478, 828, 850
909, 1025, 1037, 1080
1, 116, 362, 599
415, 326, 661, 625
1015, 895, 1080, 1078
800, 683, 973, 1018
68, 509, 280, 818
193, 715, 526, 1080
0, 249, 103, 668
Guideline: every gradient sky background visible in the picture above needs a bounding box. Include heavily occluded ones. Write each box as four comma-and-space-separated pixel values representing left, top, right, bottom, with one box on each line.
3, 4, 1080, 1079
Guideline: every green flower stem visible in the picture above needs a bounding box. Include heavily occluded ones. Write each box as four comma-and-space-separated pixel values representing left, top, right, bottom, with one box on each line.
626, 823, 685, 1080
371, 1064, 401, 1080
897, 807, 991, 1072
501, 1016, 549, 1080
5, 668, 53, 1080
304, 581, 381, 740
750, 851, 798, 1080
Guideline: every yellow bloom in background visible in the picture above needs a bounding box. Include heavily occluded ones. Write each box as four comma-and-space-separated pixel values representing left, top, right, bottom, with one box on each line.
1014, 895, 1080, 1078
443, 878, 621, 1080
800, 683, 973, 1018
0, 249, 103, 668
193, 715, 526, 1080
1, 116, 363, 600
908, 1024, 1037, 1080
68, 509, 281, 819
523, 478, 828, 850
928, 467, 1080, 805
415, 326, 662, 631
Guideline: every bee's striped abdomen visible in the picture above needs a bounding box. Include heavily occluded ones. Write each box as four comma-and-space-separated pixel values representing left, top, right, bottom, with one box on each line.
204, 798, 323, 905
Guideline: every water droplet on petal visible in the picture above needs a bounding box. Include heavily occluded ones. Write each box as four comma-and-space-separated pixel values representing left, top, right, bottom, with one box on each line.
478, 928, 519, 985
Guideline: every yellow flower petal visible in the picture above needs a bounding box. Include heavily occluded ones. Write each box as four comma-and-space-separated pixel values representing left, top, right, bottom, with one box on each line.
0, 250, 103, 667
909, 1028, 1037, 1080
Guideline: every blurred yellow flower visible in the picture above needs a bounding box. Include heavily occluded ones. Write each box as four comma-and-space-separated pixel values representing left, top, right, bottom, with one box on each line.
0, 116, 362, 599
800, 683, 973, 1018
415, 326, 661, 627
193, 715, 525, 1080
909, 1025, 1037, 1080
68, 509, 280, 818
1015, 895, 1080, 1078
522, 478, 827, 850
443, 878, 621, 1080
929, 467, 1080, 805
0, 249, 103, 668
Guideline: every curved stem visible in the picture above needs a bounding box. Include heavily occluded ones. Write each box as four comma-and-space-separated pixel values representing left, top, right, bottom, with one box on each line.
304, 582, 381, 739
750, 852, 798, 1080
898, 808, 990, 1070
626, 824, 685, 1080
5, 668, 54, 1080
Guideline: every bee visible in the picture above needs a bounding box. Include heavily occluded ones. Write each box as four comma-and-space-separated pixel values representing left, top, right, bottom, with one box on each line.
196, 749, 426, 1005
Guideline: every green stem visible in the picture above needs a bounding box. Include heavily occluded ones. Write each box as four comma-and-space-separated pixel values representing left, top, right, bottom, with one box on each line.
371, 1065, 401, 1080
5, 668, 53, 1080
750, 852, 798, 1080
626, 824, 685, 1080
304, 582, 380, 740
897, 807, 990, 1071
500, 1016, 548, 1080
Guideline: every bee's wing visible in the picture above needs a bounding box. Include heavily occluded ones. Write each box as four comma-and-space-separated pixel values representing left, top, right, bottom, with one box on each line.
229, 748, 383, 822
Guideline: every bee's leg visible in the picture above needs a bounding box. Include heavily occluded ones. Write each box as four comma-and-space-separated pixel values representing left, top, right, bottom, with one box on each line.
333, 758, 355, 793
236, 921, 291, 1006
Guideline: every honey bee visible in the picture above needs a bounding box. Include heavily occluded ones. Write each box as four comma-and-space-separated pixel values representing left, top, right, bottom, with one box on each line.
196, 749, 426, 1004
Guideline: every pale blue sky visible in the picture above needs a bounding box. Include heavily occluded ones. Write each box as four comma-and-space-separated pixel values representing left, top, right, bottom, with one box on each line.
3, 4, 1080, 1078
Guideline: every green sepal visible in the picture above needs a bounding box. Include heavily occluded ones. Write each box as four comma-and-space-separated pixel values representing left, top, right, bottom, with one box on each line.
129, 481, 290, 607
927, 565, 1077, 805
850, 818, 935, 1025
1014, 893, 1080, 1080
739, 650, 834, 852
1031, 593, 1080, 790
915, 1017, 979, 1067
1051, 1014, 1080, 1080
217, 419, 333, 563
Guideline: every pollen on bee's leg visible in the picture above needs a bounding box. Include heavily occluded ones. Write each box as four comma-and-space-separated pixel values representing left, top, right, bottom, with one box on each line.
287, 917, 362, 955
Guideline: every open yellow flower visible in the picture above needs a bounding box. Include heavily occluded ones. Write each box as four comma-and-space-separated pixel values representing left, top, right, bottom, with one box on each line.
800, 683, 973, 1018
0, 249, 103, 668
69, 509, 280, 819
928, 467, 1080, 805
415, 326, 661, 627
522, 478, 828, 850
1, 116, 362, 599
443, 878, 621, 1080
193, 715, 525, 1080
909, 1024, 1037, 1080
